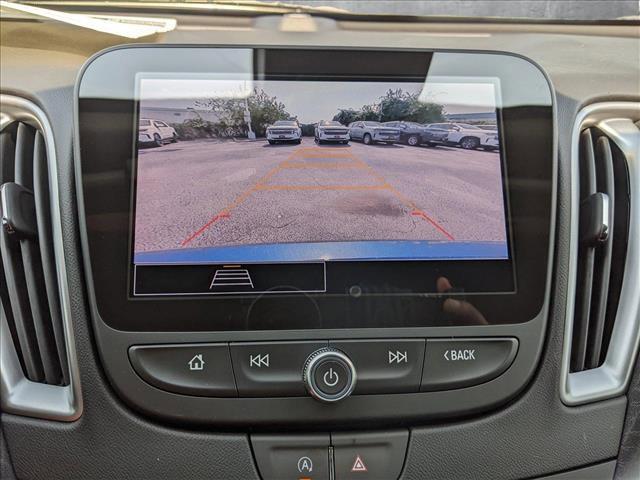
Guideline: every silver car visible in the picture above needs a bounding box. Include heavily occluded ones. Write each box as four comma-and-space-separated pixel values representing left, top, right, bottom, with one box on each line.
348, 121, 401, 145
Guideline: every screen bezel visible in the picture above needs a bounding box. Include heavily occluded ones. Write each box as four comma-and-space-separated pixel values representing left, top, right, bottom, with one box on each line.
77, 46, 554, 332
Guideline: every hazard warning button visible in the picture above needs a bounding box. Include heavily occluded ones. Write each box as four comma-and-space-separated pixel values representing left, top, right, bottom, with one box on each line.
332, 430, 409, 480
351, 455, 368, 473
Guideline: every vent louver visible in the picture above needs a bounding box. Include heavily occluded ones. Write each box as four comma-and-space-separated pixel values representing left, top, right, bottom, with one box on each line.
1, 121, 69, 385
571, 127, 631, 372
562, 102, 640, 405
0, 95, 81, 420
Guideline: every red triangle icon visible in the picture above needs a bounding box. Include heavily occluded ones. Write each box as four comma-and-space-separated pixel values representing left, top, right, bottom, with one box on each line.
351, 455, 368, 472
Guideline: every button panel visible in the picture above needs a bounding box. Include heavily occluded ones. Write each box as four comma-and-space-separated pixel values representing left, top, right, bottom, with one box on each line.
251, 431, 409, 480
229, 341, 327, 396
128, 338, 518, 398
128, 344, 236, 396
421, 338, 518, 391
330, 339, 425, 394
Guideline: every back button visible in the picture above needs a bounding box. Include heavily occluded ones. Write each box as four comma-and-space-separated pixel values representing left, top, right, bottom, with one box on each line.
421, 338, 518, 391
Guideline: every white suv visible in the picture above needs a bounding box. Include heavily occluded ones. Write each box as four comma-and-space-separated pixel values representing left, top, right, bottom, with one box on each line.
481, 133, 500, 151
429, 122, 491, 150
138, 118, 178, 147
266, 120, 302, 145
315, 120, 350, 144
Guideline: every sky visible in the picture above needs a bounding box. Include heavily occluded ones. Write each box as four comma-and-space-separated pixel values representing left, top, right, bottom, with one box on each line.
140, 78, 498, 124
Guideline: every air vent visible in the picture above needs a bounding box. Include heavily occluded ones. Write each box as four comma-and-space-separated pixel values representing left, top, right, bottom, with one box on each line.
571, 127, 631, 372
562, 102, 640, 405
0, 95, 81, 420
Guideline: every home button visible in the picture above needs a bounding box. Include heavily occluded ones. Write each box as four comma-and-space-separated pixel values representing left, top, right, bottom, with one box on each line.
128, 343, 236, 397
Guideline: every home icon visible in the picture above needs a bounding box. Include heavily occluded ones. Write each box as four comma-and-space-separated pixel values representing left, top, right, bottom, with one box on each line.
188, 354, 205, 371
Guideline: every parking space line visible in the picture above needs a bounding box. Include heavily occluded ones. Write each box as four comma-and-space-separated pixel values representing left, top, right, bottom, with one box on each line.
293, 147, 353, 158
180, 212, 231, 246
411, 210, 455, 241
180, 142, 455, 247
253, 165, 283, 187
291, 151, 355, 159
348, 152, 456, 241
180, 149, 304, 246
256, 184, 389, 191
279, 162, 367, 169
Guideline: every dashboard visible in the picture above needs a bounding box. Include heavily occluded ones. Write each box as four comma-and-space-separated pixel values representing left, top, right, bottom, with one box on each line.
0, 4, 639, 480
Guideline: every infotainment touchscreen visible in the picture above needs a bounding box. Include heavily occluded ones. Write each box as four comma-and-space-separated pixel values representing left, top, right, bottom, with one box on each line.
131, 75, 512, 296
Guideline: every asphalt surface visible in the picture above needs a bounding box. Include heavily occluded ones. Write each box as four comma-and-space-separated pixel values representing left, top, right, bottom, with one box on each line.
134, 137, 507, 253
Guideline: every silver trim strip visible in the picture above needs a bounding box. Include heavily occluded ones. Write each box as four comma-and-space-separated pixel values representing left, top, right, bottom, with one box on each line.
561, 102, 640, 406
0, 94, 83, 421
600, 192, 610, 242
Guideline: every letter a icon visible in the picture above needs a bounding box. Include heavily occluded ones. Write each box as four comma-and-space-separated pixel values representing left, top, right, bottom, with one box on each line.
351, 455, 367, 472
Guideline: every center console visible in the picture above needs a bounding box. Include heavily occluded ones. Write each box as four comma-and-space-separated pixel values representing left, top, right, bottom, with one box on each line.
75, 46, 555, 434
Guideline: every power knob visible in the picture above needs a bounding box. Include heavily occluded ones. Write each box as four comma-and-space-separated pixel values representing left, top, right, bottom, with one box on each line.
303, 348, 357, 403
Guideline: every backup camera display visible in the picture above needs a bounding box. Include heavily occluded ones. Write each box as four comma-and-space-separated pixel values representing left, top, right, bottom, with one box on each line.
132, 77, 510, 295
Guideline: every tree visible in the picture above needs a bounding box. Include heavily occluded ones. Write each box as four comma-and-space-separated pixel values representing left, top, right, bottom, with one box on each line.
332, 88, 445, 125
196, 88, 291, 137
332, 108, 360, 125
360, 104, 381, 121
378, 89, 414, 121
195, 97, 244, 136
378, 88, 445, 123
246, 89, 292, 137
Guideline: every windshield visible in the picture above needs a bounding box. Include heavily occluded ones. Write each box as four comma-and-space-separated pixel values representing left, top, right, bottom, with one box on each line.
257, 0, 636, 20
273, 120, 296, 126
320, 121, 342, 126
363, 121, 381, 126
15, 1, 635, 21
139, 119, 151, 126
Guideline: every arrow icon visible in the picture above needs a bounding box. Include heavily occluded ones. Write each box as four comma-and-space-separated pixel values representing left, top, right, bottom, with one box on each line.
388, 350, 408, 364
249, 353, 269, 368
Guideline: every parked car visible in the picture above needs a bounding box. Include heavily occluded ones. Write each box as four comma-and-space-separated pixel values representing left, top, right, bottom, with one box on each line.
138, 118, 177, 147
266, 120, 302, 144
382, 121, 449, 146
420, 124, 451, 145
427, 122, 492, 150
481, 132, 500, 151
382, 121, 424, 146
348, 121, 400, 145
315, 120, 350, 144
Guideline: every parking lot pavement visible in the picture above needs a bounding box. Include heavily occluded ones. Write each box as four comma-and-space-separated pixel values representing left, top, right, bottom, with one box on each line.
134, 137, 507, 253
